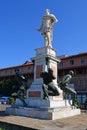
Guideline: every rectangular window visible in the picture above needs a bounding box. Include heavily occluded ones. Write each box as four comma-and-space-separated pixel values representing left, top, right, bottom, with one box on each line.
81, 57, 86, 64
0, 72, 1, 75
5, 70, 7, 74
76, 95, 82, 102
78, 79, 85, 86
28, 66, 33, 72
60, 61, 64, 67
70, 60, 74, 65
28, 66, 31, 70
82, 95, 87, 103
10, 69, 13, 73
21, 68, 24, 72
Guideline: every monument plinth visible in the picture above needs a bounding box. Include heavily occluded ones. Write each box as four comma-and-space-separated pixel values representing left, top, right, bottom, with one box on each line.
6, 9, 80, 120
27, 46, 63, 100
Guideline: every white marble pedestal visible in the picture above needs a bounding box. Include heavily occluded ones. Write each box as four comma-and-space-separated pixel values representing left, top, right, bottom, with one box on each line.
6, 99, 81, 120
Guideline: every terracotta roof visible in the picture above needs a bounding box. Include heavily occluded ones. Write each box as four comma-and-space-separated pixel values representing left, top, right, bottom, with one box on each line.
0, 61, 33, 71
58, 52, 87, 60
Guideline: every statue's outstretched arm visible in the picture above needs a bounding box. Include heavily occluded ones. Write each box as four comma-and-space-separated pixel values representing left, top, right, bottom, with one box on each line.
37, 22, 43, 32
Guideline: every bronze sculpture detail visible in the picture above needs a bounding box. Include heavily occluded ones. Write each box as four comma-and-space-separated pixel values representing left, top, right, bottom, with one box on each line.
40, 67, 60, 100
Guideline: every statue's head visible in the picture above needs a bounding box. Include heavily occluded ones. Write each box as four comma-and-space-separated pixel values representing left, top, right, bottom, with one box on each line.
69, 70, 74, 76
45, 9, 50, 15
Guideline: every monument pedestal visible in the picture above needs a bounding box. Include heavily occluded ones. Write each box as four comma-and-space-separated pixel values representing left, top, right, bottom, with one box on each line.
6, 98, 80, 120
27, 46, 63, 100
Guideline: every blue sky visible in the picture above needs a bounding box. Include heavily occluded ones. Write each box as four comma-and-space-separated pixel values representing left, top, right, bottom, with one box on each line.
0, 0, 87, 68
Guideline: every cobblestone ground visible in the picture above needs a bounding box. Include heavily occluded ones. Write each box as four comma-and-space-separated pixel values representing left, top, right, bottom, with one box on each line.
0, 111, 87, 130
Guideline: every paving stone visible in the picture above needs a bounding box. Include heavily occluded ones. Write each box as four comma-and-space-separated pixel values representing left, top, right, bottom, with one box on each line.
0, 112, 87, 130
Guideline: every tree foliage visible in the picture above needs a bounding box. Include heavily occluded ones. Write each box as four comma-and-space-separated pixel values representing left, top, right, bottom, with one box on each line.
0, 79, 18, 96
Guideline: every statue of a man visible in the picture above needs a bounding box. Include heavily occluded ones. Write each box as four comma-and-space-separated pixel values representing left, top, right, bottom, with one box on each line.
40, 67, 60, 100
14, 68, 28, 107
38, 9, 58, 48
59, 70, 76, 106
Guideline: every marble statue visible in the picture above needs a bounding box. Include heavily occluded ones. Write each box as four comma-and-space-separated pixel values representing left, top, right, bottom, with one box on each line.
40, 67, 60, 100
59, 70, 76, 106
38, 9, 58, 48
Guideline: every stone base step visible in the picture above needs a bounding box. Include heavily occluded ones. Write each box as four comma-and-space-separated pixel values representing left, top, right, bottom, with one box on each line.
6, 106, 80, 120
